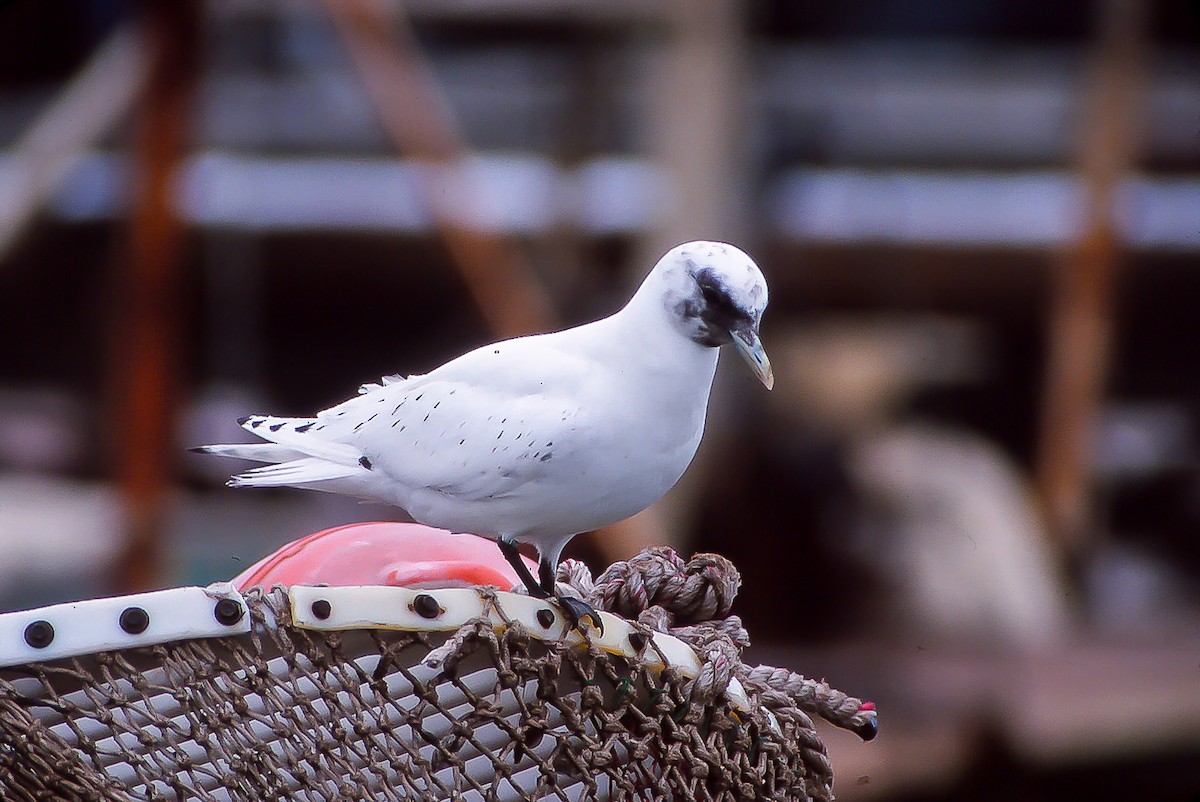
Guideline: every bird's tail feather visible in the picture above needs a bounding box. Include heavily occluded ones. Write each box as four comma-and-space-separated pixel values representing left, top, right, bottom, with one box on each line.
228, 457, 364, 488
236, 415, 361, 466
190, 443, 306, 463
195, 414, 371, 493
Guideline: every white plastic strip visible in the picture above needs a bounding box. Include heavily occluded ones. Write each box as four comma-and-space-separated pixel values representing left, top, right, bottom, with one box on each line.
288, 585, 752, 711
0, 583, 251, 668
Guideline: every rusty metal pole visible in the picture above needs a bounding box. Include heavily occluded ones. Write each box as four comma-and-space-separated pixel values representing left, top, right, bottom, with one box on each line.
1035, 0, 1146, 561
109, 1, 200, 593
321, 0, 556, 339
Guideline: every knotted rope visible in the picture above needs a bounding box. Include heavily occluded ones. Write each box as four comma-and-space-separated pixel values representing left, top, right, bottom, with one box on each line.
547, 546, 877, 801
557, 546, 879, 741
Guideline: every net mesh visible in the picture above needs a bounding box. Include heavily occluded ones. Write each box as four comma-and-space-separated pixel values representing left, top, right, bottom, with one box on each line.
0, 549, 873, 801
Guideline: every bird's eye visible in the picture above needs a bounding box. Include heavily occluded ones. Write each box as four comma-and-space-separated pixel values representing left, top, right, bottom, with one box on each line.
699, 282, 723, 306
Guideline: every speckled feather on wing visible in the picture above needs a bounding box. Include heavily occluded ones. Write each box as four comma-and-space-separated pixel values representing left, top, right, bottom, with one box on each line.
318, 339, 593, 501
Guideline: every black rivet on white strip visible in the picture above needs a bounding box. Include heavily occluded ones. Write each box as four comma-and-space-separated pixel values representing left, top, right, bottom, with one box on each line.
536, 608, 555, 629
412, 594, 442, 619
119, 606, 150, 635
213, 598, 244, 626
24, 620, 54, 649
311, 599, 332, 620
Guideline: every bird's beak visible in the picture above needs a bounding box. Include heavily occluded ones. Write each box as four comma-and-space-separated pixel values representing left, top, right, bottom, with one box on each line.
730, 322, 774, 390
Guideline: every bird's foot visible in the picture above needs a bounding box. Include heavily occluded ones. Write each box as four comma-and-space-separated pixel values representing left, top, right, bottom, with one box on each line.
556, 595, 604, 637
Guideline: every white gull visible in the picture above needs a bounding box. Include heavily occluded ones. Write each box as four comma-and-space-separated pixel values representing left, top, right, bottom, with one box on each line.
196, 240, 772, 631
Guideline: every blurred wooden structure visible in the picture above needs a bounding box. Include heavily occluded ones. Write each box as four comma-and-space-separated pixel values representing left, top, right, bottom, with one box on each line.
0, 3, 1198, 797
1035, 0, 1147, 562
320, 0, 555, 340
109, 1, 201, 592
0, 0, 1194, 591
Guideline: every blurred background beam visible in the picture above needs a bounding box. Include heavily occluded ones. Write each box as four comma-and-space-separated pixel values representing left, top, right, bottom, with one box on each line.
1035, 0, 1147, 563
639, 0, 746, 258
0, 24, 148, 263
109, 1, 200, 593
320, 0, 555, 339
611, 0, 746, 559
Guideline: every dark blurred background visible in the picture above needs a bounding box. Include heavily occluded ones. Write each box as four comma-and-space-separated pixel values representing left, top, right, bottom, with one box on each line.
1, 0, 1199, 799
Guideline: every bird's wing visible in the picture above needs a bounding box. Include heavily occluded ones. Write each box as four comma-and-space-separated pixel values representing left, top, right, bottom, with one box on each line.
317, 338, 598, 501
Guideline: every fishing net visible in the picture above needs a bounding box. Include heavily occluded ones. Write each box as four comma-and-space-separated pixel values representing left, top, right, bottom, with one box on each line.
0, 547, 875, 801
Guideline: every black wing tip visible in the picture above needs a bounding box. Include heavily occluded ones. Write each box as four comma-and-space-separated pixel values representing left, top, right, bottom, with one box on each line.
187, 446, 210, 454
236, 415, 251, 426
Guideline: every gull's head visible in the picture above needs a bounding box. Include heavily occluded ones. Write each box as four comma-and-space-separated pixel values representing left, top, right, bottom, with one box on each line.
650, 240, 773, 389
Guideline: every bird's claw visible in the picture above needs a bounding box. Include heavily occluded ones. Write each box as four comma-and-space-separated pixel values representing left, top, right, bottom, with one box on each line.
556, 595, 604, 636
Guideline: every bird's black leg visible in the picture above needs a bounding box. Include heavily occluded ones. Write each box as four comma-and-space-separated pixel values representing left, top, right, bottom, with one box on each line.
539, 556, 604, 637
497, 537, 546, 598
538, 559, 557, 597
496, 539, 602, 635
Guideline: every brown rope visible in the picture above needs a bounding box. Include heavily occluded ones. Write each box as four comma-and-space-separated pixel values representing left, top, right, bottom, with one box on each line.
558, 547, 879, 742
741, 665, 878, 741
0, 695, 135, 801
584, 547, 741, 624
551, 547, 882, 801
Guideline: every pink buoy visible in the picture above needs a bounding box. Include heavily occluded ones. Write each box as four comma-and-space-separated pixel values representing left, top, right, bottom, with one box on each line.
232, 522, 535, 591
